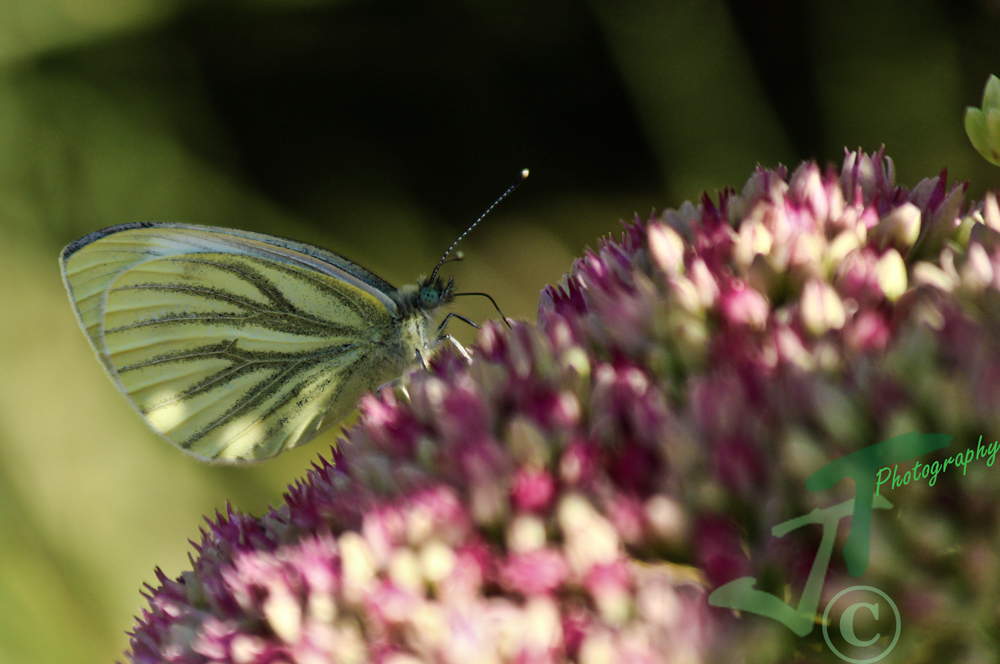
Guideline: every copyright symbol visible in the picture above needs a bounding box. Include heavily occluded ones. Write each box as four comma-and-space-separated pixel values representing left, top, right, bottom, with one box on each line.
822, 585, 900, 663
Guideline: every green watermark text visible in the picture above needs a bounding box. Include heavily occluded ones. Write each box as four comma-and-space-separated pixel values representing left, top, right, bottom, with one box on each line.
875, 434, 998, 496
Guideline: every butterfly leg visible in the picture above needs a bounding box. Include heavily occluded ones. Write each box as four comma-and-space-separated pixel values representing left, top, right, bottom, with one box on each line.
425, 333, 473, 364
376, 376, 411, 401
438, 312, 479, 334
443, 335, 472, 363
434, 315, 474, 363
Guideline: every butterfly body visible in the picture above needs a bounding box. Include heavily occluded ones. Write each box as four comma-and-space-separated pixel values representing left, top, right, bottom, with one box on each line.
61, 222, 452, 462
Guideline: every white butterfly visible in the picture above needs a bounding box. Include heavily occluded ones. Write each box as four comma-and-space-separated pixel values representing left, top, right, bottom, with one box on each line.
60, 171, 525, 462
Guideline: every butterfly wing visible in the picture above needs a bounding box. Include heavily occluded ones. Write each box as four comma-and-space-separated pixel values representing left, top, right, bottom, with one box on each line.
61, 223, 416, 462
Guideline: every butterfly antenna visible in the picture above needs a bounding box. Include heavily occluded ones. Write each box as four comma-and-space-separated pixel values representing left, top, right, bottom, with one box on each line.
439, 250, 466, 266
430, 168, 529, 282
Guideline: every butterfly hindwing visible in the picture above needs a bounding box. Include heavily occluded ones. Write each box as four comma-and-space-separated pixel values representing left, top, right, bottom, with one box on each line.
61, 224, 417, 461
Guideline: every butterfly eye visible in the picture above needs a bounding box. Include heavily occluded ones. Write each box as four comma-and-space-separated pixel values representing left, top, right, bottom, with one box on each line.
419, 285, 441, 307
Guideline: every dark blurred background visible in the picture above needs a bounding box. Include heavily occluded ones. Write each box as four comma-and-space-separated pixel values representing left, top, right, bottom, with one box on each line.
0, 0, 998, 661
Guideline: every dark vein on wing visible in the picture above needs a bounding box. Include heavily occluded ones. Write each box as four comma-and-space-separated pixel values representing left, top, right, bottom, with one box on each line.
109, 283, 260, 309
145, 342, 361, 411
182, 354, 333, 447
263, 260, 372, 320
166, 256, 374, 325
171, 256, 289, 303
108, 271, 365, 335
116, 339, 361, 372
226, 362, 352, 457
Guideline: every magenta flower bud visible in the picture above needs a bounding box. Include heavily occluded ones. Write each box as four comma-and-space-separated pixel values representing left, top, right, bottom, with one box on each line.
604, 492, 647, 545
437, 542, 490, 601
583, 560, 632, 625
835, 246, 883, 303
696, 516, 751, 588
558, 438, 600, 487
789, 161, 837, 226
510, 468, 556, 513
869, 202, 921, 251
843, 308, 891, 353
800, 277, 847, 336
648, 222, 687, 276
736, 163, 789, 215
499, 548, 570, 596
841, 146, 895, 206
718, 279, 769, 329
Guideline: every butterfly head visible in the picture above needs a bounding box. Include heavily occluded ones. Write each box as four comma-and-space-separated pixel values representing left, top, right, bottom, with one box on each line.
395, 275, 454, 318
417, 275, 454, 311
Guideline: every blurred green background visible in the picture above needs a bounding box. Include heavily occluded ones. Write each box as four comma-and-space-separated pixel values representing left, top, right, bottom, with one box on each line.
0, 0, 999, 662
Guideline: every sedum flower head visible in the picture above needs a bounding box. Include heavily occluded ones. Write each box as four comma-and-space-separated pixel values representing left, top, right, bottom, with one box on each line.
966, 74, 1000, 166
128, 149, 1000, 663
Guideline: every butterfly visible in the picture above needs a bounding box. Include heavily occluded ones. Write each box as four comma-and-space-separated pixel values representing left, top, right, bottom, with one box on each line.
60, 170, 526, 462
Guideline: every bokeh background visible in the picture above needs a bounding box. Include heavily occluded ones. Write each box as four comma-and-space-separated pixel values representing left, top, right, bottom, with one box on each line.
1, 0, 999, 662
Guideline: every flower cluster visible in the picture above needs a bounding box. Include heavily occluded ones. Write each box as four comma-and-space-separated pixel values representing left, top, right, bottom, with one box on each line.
127, 149, 1000, 663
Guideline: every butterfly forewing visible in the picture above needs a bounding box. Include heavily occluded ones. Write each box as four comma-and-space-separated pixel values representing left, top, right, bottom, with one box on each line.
61, 224, 416, 462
